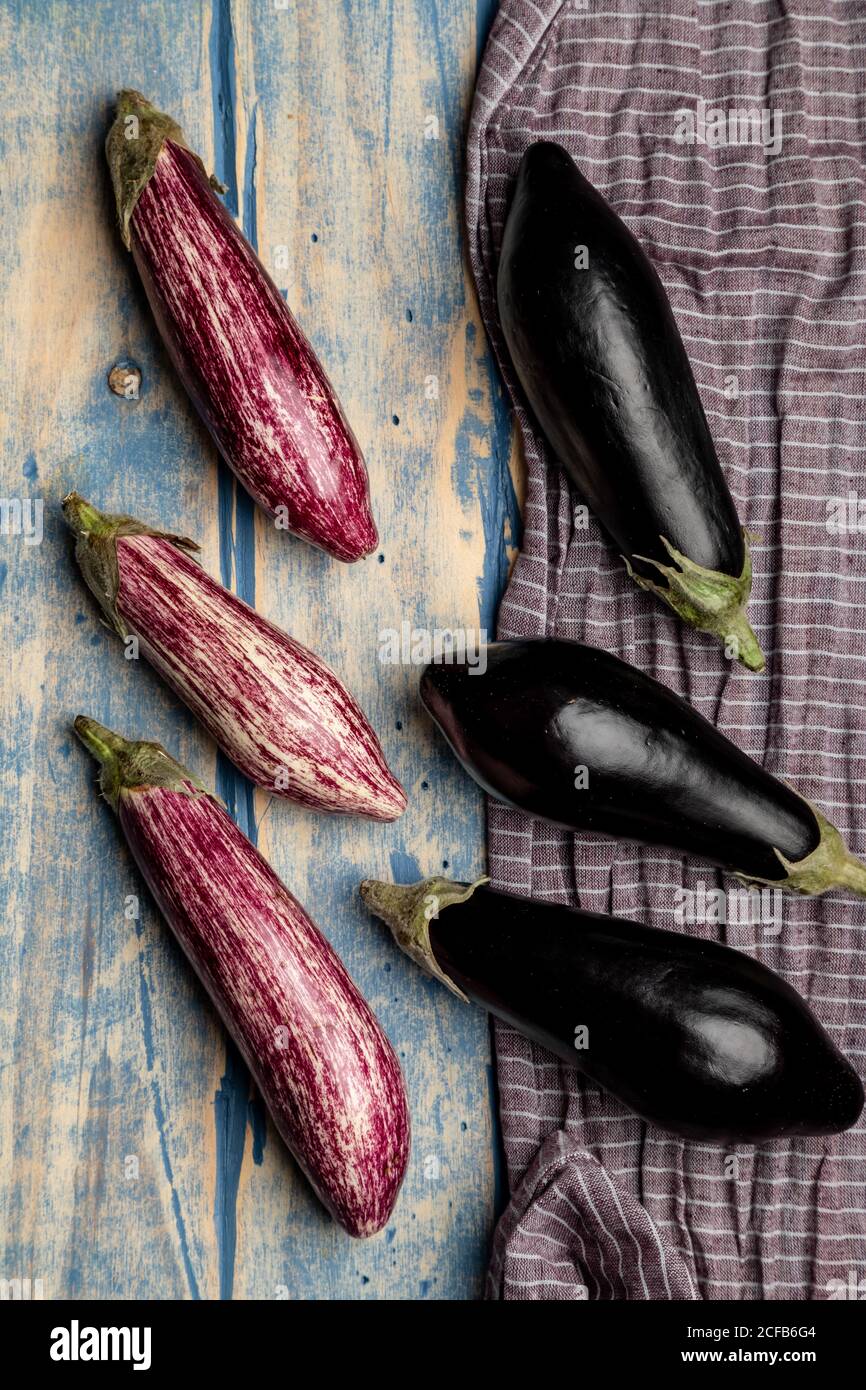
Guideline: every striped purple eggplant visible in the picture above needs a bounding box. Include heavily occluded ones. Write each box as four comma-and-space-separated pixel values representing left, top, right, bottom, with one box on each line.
63, 493, 406, 821
75, 716, 410, 1237
106, 90, 377, 562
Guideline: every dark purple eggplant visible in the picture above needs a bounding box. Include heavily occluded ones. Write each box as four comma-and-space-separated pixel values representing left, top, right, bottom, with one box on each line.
420, 639, 866, 897
360, 876, 864, 1142
497, 140, 762, 671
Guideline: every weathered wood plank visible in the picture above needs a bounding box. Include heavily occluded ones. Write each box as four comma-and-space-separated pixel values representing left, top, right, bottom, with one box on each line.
0, 0, 511, 1300
0, 0, 234, 1303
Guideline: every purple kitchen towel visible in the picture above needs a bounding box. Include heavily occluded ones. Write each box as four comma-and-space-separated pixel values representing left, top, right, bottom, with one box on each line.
466, 0, 866, 1300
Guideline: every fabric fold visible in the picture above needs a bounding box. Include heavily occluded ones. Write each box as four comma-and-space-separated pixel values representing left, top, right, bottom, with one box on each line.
487, 1129, 700, 1300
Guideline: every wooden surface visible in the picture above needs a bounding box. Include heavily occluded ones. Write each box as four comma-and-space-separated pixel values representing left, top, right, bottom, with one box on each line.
0, 0, 517, 1300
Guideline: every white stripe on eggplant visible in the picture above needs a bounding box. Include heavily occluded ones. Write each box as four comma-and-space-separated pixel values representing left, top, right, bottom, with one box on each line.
63, 495, 405, 821
106, 92, 377, 563
74, 717, 410, 1238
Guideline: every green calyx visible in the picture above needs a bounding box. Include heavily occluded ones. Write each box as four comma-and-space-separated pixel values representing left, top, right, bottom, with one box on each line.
62, 491, 199, 640
106, 89, 226, 249
624, 530, 764, 673
74, 716, 209, 813
738, 803, 866, 898
359, 875, 489, 1002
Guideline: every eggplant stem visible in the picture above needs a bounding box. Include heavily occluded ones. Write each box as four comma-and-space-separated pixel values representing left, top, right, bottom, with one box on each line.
74, 715, 209, 812
835, 856, 866, 897
625, 530, 765, 673
62, 492, 114, 538
73, 715, 131, 768
772, 805, 866, 898
733, 802, 866, 898
359, 876, 489, 1002
106, 90, 214, 250
62, 491, 199, 640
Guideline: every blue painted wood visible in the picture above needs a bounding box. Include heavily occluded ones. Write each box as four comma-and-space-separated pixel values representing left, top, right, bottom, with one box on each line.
0, 0, 510, 1301
209, 0, 261, 1305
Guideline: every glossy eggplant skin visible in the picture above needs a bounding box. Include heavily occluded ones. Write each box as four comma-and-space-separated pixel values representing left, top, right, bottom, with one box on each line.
421, 640, 824, 885
106, 92, 377, 563
497, 140, 743, 579
427, 884, 864, 1142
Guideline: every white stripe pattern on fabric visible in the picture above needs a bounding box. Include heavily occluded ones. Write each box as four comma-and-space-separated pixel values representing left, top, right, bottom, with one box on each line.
467, 0, 866, 1303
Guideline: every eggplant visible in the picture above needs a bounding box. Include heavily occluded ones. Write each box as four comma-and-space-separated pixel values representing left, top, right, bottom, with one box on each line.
497, 140, 762, 671
75, 717, 410, 1237
106, 91, 377, 562
421, 639, 866, 897
63, 493, 405, 820
360, 876, 864, 1142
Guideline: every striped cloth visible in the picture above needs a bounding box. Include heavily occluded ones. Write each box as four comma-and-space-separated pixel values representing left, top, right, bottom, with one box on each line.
466, 0, 866, 1301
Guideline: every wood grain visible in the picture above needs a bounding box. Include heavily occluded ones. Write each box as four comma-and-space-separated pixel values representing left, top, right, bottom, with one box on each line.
0, 0, 516, 1299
